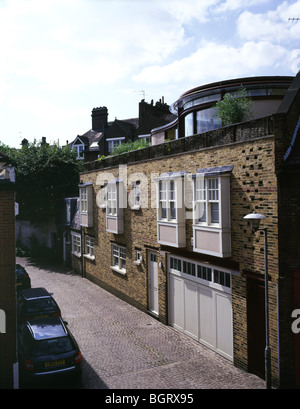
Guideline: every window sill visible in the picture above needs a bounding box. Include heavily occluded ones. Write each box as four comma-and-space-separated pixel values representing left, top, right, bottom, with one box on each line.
84, 254, 95, 261
193, 223, 221, 229
72, 251, 81, 258
131, 205, 141, 211
110, 266, 126, 276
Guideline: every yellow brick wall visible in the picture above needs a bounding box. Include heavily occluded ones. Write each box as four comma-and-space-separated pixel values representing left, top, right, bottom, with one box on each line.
80, 134, 279, 382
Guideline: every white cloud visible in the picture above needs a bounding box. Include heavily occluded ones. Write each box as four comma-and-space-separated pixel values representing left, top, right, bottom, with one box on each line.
0, 0, 190, 92
0, 0, 299, 148
238, 1, 300, 42
157, 0, 219, 24
133, 40, 298, 86
215, 0, 269, 13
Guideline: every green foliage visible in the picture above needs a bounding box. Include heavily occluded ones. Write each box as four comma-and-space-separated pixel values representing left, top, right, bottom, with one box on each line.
214, 88, 253, 126
2, 139, 83, 224
0, 141, 11, 156
109, 139, 151, 156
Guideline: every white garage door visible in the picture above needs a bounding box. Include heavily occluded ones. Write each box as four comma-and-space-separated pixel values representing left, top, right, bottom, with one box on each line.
168, 255, 233, 361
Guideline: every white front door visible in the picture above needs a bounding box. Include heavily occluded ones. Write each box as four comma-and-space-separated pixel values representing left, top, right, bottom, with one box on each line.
148, 252, 159, 315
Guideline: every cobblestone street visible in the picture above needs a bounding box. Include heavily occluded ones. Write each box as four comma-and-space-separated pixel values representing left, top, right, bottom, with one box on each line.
17, 257, 265, 390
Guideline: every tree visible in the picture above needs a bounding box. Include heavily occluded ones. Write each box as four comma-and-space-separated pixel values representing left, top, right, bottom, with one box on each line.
214, 88, 253, 126
3, 139, 83, 224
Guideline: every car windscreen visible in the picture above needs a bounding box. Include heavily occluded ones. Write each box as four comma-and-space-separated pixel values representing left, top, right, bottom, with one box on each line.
24, 299, 57, 313
32, 337, 74, 357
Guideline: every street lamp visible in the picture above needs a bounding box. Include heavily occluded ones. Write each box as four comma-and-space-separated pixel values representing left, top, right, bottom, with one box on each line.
243, 211, 271, 389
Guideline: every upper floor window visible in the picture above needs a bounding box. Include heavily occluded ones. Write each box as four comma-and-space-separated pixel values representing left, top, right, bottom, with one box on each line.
79, 182, 93, 227
99, 185, 107, 209
75, 144, 84, 159
196, 108, 221, 134
106, 179, 124, 234
131, 181, 140, 209
66, 201, 71, 224
195, 177, 220, 226
80, 187, 88, 213
72, 137, 85, 159
138, 135, 151, 144
184, 113, 194, 137
184, 108, 222, 137
107, 183, 117, 216
192, 165, 233, 258
155, 172, 186, 248
107, 137, 125, 154
158, 180, 176, 221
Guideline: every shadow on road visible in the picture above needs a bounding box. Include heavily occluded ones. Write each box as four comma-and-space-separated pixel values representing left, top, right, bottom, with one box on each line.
17, 256, 80, 277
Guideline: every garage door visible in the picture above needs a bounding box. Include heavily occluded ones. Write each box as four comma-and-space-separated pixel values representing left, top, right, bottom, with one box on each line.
168, 255, 233, 361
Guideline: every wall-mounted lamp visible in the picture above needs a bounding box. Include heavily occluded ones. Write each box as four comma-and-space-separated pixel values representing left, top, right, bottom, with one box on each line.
243, 211, 266, 232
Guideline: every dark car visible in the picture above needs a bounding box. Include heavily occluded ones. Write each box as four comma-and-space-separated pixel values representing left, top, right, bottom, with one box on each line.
16, 264, 31, 291
18, 317, 82, 386
17, 288, 61, 323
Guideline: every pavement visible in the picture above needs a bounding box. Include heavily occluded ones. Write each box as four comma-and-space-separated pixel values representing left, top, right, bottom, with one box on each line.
17, 256, 266, 390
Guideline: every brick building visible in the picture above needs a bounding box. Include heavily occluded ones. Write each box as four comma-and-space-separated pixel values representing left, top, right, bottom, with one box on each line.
69, 98, 176, 161
73, 74, 299, 388
0, 153, 17, 389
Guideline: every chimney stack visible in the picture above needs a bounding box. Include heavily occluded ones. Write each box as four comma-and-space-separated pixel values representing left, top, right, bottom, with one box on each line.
91, 106, 108, 131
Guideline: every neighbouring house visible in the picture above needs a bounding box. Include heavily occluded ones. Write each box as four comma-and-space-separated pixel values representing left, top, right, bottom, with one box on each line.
69, 98, 176, 161
0, 152, 17, 389
62, 196, 82, 274
75, 73, 300, 388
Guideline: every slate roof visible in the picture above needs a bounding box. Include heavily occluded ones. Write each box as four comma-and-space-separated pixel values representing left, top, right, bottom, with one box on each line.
69, 99, 176, 154
106, 119, 137, 139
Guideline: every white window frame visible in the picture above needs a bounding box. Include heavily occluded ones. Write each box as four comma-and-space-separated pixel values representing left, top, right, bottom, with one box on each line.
155, 172, 186, 248
66, 201, 71, 224
72, 138, 85, 159
75, 144, 84, 159
80, 187, 88, 213
107, 137, 125, 154
134, 249, 143, 265
195, 176, 220, 227
158, 179, 177, 222
71, 233, 81, 257
106, 179, 124, 234
138, 134, 151, 144
107, 183, 117, 216
131, 181, 140, 210
79, 182, 93, 227
111, 244, 126, 275
192, 166, 233, 258
99, 185, 107, 209
84, 236, 95, 260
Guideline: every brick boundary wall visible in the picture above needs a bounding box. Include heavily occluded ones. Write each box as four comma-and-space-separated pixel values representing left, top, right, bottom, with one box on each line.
0, 186, 16, 389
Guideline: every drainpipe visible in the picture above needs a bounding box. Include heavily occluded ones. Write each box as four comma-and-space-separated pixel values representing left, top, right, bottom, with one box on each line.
81, 226, 84, 278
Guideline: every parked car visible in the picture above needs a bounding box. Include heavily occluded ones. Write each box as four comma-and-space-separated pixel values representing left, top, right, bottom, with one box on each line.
17, 288, 61, 323
18, 317, 82, 386
16, 264, 31, 291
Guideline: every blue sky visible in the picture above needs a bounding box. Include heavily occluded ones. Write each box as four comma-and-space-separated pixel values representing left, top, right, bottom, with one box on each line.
0, 0, 299, 148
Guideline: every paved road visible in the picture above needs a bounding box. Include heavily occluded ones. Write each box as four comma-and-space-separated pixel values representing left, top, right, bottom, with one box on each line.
17, 257, 265, 390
